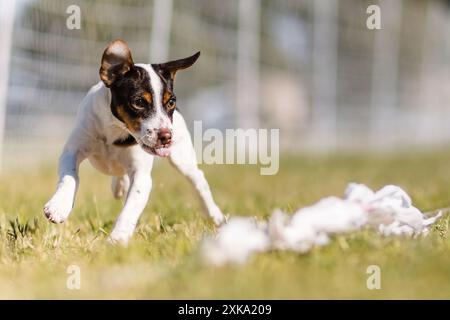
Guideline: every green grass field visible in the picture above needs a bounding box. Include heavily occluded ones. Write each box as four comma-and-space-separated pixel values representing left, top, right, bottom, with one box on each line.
0, 152, 449, 299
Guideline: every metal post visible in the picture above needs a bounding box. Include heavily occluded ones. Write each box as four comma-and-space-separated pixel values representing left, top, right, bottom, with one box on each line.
0, 0, 16, 172
150, 0, 173, 62
312, 0, 338, 151
236, 0, 261, 130
370, 0, 402, 148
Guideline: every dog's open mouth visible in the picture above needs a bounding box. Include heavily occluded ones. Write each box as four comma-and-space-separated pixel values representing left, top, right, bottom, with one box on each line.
141, 143, 172, 157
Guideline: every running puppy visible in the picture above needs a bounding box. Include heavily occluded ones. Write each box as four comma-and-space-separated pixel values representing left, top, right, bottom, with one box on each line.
44, 39, 225, 244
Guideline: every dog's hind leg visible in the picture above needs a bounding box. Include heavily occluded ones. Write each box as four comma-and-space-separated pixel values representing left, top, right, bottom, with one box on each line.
111, 175, 130, 199
169, 111, 225, 226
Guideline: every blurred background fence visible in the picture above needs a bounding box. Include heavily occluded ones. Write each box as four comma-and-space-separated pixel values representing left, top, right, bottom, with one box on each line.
1, 0, 450, 169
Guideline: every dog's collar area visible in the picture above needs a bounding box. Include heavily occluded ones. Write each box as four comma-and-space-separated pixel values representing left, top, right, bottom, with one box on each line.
113, 134, 137, 147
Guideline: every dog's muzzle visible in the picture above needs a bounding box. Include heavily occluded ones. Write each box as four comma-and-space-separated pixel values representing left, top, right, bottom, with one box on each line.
140, 128, 172, 157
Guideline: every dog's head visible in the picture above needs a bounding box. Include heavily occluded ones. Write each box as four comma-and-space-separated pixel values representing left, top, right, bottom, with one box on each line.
99, 39, 199, 157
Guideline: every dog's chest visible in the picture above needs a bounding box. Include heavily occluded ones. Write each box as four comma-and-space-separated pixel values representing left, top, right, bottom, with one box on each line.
87, 136, 130, 176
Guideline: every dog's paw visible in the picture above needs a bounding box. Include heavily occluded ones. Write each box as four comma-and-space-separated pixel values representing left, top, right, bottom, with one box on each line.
43, 197, 73, 224
209, 206, 226, 226
108, 229, 132, 246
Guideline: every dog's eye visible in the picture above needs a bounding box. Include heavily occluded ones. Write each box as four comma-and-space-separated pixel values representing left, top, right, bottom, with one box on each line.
167, 97, 176, 110
132, 98, 147, 109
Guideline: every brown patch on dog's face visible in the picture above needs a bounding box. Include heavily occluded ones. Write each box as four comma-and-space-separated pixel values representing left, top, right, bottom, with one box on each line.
142, 92, 152, 104
116, 104, 142, 132
163, 91, 171, 104
162, 90, 177, 117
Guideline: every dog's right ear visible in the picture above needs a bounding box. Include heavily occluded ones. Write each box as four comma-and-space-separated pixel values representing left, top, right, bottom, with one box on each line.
99, 39, 134, 87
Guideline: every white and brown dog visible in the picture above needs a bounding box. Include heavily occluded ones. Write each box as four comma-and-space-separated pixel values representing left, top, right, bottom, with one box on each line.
44, 39, 225, 244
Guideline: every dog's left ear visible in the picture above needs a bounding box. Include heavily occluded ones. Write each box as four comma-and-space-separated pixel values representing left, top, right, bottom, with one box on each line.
154, 51, 200, 83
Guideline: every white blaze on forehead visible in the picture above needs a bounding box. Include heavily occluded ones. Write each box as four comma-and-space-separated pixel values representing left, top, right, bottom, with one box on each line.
135, 64, 172, 135
148, 66, 164, 110
136, 64, 164, 112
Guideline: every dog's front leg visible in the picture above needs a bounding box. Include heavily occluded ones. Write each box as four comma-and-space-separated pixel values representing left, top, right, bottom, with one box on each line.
169, 112, 225, 226
109, 170, 152, 244
44, 149, 85, 223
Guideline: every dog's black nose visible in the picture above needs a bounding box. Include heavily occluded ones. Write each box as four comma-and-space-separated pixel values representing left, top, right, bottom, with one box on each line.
158, 128, 172, 145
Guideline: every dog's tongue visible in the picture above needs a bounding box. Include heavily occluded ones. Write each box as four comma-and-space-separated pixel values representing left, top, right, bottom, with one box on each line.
155, 147, 170, 157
